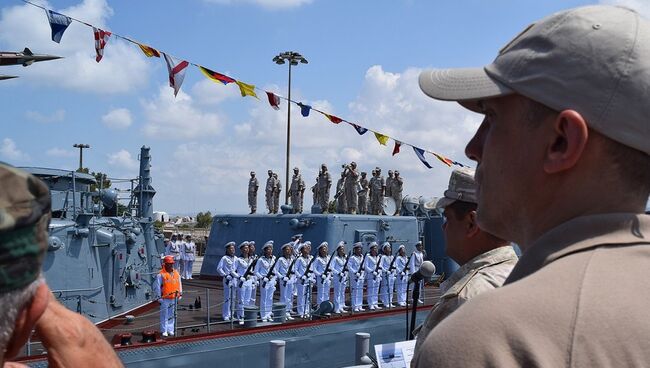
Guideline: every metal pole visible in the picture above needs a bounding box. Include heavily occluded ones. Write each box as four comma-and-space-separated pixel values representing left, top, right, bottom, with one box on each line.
206, 287, 211, 333
269, 340, 286, 368
284, 62, 292, 205
79, 146, 83, 170
174, 291, 178, 336
355, 332, 370, 365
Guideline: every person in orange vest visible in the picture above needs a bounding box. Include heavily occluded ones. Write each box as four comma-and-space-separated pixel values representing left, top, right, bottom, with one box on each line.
154, 255, 183, 337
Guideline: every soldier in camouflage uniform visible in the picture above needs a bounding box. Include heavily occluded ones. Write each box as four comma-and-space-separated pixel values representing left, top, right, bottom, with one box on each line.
358, 172, 369, 215
289, 167, 305, 213
385, 170, 394, 198
391, 171, 404, 215
248, 171, 259, 214
343, 162, 360, 214
335, 171, 347, 214
0, 163, 122, 366
317, 164, 332, 213
272, 173, 281, 214
265, 170, 276, 214
370, 169, 385, 215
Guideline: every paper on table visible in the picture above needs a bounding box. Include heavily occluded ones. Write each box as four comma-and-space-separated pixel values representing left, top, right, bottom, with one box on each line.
374, 340, 416, 368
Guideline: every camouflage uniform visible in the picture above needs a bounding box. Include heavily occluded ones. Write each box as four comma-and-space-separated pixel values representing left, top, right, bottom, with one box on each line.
317, 165, 332, 212
343, 163, 359, 214
265, 171, 276, 214
248, 172, 259, 214
385, 171, 394, 198
358, 172, 369, 215
335, 175, 346, 214
273, 174, 281, 214
391, 172, 404, 215
0, 163, 51, 294
370, 170, 385, 215
289, 168, 305, 213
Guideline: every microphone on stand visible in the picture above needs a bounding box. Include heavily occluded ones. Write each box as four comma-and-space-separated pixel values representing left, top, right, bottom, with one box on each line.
409, 261, 435, 283
407, 261, 435, 340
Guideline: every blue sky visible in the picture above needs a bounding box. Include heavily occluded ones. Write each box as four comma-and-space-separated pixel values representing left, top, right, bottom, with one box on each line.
1, 0, 647, 214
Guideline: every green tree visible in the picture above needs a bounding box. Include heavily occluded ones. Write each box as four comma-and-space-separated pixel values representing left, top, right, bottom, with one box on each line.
196, 211, 213, 228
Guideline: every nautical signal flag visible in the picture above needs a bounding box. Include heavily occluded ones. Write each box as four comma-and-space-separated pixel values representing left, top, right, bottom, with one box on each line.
349, 123, 368, 135
46, 10, 72, 44
137, 43, 160, 58
374, 132, 389, 146
433, 153, 453, 167
199, 66, 236, 85
266, 92, 281, 110
325, 114, 343, 124
235, 80, 258, 98
163, 53, 189, 97
93, 27, 111, 62
413, 147, 433, 169
392, 141, 401, 156
298, 103, 312, 117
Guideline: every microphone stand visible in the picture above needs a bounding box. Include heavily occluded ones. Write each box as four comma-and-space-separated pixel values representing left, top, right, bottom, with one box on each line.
408, 279, 420, 340
405, 281, 410, 341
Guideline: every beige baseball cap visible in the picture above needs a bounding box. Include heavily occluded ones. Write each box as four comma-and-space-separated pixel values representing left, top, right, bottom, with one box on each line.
419, 5, 650, 155
425, 168, 477, 210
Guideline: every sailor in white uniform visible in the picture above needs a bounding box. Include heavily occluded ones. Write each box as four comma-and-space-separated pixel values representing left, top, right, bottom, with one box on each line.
167, 234, 182, 272
295, 243, 313, 318
182, 235, 196, 280
364, 242, 382, 310
276, 242, 296, 320
254, 241, 276, 322
216, 241, 238, 321
313, 242, 331, 305
379, 242, 396, 308
234, 241, 253, 325
348, 242, 366, 312
248, 241, 258, 306
394, 245, 409, 306
331, 241, 348, 313
409, 241, 425, 303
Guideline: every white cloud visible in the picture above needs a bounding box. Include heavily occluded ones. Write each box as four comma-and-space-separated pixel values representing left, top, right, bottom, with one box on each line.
191, 79, 240, 106
0, 138, 29, 162
601, 0, 650, 18
141, 86, 226, 139
107, 149, 139, 171
0, 0, 151, 94
102, 108, 132, 129
202, 0, 312, 9
46, 147, 75, 157
25, 109, 65, 123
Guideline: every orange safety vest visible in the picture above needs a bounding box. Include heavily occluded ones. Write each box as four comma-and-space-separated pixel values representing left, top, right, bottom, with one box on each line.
160, 269, 181, 299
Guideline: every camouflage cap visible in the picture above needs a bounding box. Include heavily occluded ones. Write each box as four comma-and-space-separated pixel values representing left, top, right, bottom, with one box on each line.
0, 163, 51, 293
424, 168, 477, 210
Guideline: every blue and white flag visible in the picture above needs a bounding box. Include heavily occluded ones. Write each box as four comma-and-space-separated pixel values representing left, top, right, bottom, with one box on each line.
349, 122, 368, 135
46, 10, 72, 43
298, 103, 311, 117
413, 147, 433, 169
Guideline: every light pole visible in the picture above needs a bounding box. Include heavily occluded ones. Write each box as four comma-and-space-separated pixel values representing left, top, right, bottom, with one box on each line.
273, 51, 308, 204
73, 143, 90, 171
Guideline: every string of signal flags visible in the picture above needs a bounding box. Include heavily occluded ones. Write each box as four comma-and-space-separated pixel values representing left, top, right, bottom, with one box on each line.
23, 0, 469, 170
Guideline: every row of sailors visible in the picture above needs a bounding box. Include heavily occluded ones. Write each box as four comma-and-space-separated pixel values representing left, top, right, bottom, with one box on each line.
164, 234, 197, 280
216, 239, 425, 323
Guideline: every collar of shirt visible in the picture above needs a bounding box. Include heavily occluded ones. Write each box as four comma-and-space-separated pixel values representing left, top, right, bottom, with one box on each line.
506, 213, 650, 284
440, 245, 518, 295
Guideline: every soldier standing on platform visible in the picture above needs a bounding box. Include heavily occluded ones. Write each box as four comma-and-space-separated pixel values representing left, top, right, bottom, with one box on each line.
311, 177, 319, 210
254, 241, 276, 322
370, 169, 385, 215
216, 241, 238, 321
272, 173, 281, 214
391, 171, 404, 215
155, 255, 182, 337
248, 171, 259, 214
265, 170, 276, 214
348, 242, 365, 312
336, 171, 347, 214
317, 164, 332, 212
358, 172, 369, 215
331, 241, 348, 313
289, 167, 305, 213
386, 170, 394, 199
343, 162, 360, 214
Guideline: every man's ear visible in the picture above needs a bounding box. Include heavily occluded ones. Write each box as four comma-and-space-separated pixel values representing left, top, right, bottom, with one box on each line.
3, 283, 50, 359
466, 210, 480, 237
544, 110, 589, 174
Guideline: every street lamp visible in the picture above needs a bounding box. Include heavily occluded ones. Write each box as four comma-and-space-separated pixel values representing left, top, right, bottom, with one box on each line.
273, 51, 308, 205
73, 143, 90, 171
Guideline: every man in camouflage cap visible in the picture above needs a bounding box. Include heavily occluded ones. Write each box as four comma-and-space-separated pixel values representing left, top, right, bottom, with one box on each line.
0, 163, 122, 366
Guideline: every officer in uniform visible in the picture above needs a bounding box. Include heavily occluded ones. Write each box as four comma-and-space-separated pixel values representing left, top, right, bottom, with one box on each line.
391, 171, 404, 215
276, 242, 296, 320
313, 242, 331, 305
254, 241, 276, 322
331, 241, 348, 313
248, 171, 259, 214
317, 164, 332, 213
379, 242, 396, 308
364, 242, 382, 310
182, 235, 196, 279
348, 242, 366, 312
358, 172, 369, 215
335, 171, 347, 213
265, 170, 276, 214
343, 162, 360, 214
154, 255, 182, 337
394, 245, 409, 306
409, 241, 425, 303
289, 167, 305, 213
216, 241, 238, 321
272, 172, 281, 214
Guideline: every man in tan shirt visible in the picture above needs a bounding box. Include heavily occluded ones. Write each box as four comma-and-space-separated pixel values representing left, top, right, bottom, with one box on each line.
414, 5, 650, 367
412, 168, 517, 353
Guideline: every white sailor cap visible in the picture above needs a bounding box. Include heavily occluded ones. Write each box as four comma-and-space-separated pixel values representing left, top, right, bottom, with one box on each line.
239, 241, 249, 249
368, 241, 379, 249
381, 242, 391, 251
352, 242, 363, 250
415, 241, 423, 247
263, 240, 274, 250
317, 241, 328, 250
303, 241, 312, 247
297, 243, 306, 252
337, 241, 346, 249
281, 242, 293, 251
397, 244, 406, 252
225, 241, 236, 248
249, 241, 256, 246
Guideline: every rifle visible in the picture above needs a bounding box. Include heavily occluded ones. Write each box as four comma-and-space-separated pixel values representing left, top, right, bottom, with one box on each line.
401, 253, 414, 275
387, 253, 399, 272
261, 256, 280, 288
339, 251, 352, 282
301, 255, 318, 284
373, 254, 383, 281
238, 258, 258, 288
322, 250, 337, 280
356, 251, 369, 278
283, 256, 299, 287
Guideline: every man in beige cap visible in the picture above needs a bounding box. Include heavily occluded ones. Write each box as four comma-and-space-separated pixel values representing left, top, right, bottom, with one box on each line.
0, 163, 122, 367
415, 5, 650, 366
411, 168, 517, 356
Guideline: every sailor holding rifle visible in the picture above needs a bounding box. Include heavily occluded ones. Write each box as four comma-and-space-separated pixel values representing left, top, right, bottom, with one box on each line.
295, 243, 315, 318
216, 241, 238, 321
364, 242, 382, 310
379, 242, 396, 308
313, 242, 333, 305
234, 241, 253, 325
276, 242, 297, 320
254, 241, 277, 322
331, 241, 349, 314
348, 242, 366, 312
409, 241, 425, 303
394, 245, 409, 307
